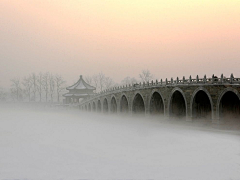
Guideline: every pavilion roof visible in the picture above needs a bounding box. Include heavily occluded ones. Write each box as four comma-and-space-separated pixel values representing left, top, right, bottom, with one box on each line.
66, 75, 96, 90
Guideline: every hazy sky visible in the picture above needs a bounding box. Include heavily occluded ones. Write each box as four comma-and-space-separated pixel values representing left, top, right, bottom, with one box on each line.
0, 0, 240, 87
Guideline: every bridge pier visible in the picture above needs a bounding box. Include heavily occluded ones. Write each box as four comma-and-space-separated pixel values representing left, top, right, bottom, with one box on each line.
186, 102, 192, 122
211, 105, 219, 124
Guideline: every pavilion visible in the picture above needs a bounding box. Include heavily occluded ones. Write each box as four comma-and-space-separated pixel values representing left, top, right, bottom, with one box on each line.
63, 75, 96, 104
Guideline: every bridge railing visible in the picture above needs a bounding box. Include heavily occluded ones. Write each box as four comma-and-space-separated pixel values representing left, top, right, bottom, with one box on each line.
81, 74, 240, 103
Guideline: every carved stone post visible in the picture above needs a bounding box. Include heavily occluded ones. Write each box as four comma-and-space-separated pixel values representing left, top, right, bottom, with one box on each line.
203, 75, 206, 84
230, 73, 233, 84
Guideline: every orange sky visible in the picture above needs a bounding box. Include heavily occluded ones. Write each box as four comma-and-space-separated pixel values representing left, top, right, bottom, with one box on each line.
0, 0, 240, 87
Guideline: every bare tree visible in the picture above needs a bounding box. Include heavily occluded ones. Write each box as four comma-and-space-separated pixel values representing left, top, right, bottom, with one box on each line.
22, 75, 33, 102
98, 72, 105, 92
36, 72, 43, 102
85, 76, 93, 85
49, 74, 55, 103
55, 74, 66, 103
30, 73, 37, 102
139, 69, 153, 82
105, 77, 114, 89
92, 75, 99, 92
121, 76, 138, 85
0, 87, 7, 102
42, 72, 49, 102
10, 78, 22, 101
85, 73, 116, 92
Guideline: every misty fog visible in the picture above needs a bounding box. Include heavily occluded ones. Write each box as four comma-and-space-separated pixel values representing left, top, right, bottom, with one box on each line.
0, 104, 239, 179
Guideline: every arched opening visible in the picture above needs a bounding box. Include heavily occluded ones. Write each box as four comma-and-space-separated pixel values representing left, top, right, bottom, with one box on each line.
192, 90, 212, 120
88, 103, 91, 112
103, 98, 108, 113
92, 102, 96, 112
110, 97, 117, 113
150, 92, 164, 116
120, 95, 129, 114
97, 100, 101, 112
85, 105, 87, 111
132, 93, 145, 114
170, 91, 186, 119
219, 91, 240, 122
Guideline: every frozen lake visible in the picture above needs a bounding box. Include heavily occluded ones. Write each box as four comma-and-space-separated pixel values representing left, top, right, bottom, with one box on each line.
0, 106, 240, 180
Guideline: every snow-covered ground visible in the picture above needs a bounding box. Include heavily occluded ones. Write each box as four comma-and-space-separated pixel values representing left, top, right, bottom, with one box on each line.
0, 106, 240, 180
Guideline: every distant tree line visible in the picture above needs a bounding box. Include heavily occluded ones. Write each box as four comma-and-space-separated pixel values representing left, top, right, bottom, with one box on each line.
85, 69, 154, 93
0, 69, 154, 103
9, 72, 66, 103
85, 72, 116, 93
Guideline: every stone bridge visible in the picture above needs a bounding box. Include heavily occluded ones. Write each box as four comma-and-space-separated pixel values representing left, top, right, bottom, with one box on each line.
80, 74, 240, 124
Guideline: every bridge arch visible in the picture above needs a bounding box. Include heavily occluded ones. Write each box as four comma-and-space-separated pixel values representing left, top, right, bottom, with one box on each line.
103, 98, 109, 113
97, 99, 102, 112
190, 87, 213, 120
110, 96, 117, 113
120, 94, 129, 114
168, 87, 187, 119
217, 87, 240, 121
88, 103, 91, 112
132, 92, 145, 115
149, 89, 165, 116
92, 101, 96, 112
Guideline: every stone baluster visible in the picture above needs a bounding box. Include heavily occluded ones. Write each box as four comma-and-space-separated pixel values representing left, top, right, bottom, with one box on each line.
221, 74, 223, 83
230, 73, 233, 84
156, 79, 158, 84
171, 78, 173, 84
143, 82, 145, 87
196, 75, 199, 83
176, 77, 179, 84
203, 75, 206, 84
166, 78, 168, 85
212, 74, 214, 84
183, 76, 185, 84
189, 75, 192, 83
152, 80, 154, 85
161, 79, 163, 85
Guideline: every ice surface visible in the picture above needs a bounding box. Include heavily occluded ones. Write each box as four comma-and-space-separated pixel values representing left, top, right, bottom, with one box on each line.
0, 105, 240, 180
